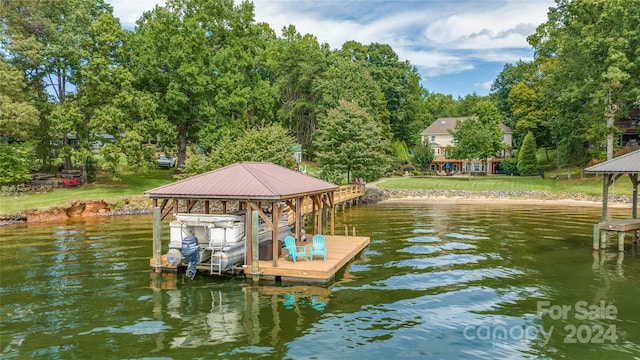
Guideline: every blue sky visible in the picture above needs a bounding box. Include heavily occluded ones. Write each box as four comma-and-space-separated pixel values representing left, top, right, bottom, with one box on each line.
106, 0, 555, 98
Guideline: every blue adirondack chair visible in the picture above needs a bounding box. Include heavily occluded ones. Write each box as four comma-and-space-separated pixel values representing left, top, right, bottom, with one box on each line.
309, 234, 327, 261
284, 235, 307, 263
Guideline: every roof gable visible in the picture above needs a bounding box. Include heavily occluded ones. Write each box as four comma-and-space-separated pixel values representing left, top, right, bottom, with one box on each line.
145, 162, 339, 200
420, 117, 513, 136
421, 117, 468, 135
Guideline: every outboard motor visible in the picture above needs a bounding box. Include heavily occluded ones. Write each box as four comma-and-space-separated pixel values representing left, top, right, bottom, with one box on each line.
181, 236, 200, 280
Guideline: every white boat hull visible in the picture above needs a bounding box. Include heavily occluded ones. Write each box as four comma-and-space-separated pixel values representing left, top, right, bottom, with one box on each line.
167, 212, 291, 273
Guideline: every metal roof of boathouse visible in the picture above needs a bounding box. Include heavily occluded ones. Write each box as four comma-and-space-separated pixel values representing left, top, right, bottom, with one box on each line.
585, 149, 640, 174
145, 162, 339, 201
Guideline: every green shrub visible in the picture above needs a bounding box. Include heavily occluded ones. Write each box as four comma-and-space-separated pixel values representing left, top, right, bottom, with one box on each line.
501, 157, 519, 176
517, 132, 539, 176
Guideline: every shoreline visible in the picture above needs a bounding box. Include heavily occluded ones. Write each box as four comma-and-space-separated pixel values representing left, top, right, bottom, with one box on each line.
1, 189, 635, 226
363, 188, 635, 209
379, 196, 631, 208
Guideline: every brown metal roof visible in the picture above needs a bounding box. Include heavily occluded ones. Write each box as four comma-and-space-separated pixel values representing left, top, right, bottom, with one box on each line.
585, 149, 640, 174
144, 162, 339, 201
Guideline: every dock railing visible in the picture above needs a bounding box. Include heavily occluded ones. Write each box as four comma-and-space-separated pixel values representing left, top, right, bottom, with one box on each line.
287, 183, 366, 223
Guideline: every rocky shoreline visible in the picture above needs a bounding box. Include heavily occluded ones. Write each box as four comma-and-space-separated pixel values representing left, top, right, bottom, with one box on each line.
1, 188, 633, 226
0, 198, 154, 226
360, 187, 633, 207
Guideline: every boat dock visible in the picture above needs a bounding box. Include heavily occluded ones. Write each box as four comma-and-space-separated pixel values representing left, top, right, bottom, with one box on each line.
257, 235, 369, 284
595, 219, 640, 251
150, 234, 370, 284
145, 162, 370, 285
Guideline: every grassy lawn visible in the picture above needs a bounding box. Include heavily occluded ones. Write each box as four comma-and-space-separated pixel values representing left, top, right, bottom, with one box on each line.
0, 169, 176, 215
1, 163, 630, 216
376, 174, 631, 196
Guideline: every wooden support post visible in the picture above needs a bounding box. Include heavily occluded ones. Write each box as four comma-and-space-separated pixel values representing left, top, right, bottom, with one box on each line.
322, 203, 327, 234
618, 231, 625, 252
251, 210, 259, 282
329, 193, 335, 235
315, 195, 323, 234
632, 174, 638, 220
246, 205, 252, 268
272, 202, 280, 266
601, 174, 610, 222
312, 199, 317, 235
600, 230, 607, 250
593, 224, 600, 250
153, 207, 162, 273
295, 197, 301, 240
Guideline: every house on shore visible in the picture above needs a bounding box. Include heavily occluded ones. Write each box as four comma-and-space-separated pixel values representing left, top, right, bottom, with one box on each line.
617, 105, 639, 147
420, 117, 513, 175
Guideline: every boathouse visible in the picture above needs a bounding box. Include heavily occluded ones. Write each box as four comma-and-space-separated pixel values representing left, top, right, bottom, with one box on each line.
144, 162, 369, 284
585, 149, 640, 251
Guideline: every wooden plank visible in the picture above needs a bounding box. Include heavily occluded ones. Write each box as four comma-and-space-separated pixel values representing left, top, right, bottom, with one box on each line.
257, 235, 369, 283
597, 218, 640, 251
598, 219, 640, 232
151, 235, 370, 284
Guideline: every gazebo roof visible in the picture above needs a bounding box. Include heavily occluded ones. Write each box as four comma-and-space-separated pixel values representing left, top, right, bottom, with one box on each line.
585, 149, 640, 174
144, 162, 338, 201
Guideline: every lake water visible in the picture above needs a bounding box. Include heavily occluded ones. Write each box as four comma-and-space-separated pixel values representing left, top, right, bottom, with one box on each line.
1, 203, 639, 359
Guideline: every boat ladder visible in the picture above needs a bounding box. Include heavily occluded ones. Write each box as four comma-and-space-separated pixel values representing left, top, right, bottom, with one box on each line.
208, 232, 226, 275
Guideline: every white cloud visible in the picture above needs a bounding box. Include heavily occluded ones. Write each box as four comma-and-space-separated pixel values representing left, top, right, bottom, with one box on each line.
104, 0, 555, 96
424, 2, 550, 50
397, 48, 474, 77
475, 80, 494, 91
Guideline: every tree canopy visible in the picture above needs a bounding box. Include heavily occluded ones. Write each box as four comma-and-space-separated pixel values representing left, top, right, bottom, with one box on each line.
3, 0, 637, 188
527, 0, 640, 161
315, 100, 391, 184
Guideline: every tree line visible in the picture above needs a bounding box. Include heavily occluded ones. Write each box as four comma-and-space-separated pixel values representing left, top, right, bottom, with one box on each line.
1, 0, 638, 187
491, 0, 639, 175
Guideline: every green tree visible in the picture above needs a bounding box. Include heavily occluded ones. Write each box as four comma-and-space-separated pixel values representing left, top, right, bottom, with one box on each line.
0, 59, 39, 142
363, 43, 425, 146
0, 143, 34, 189
448, 101, 506, 172
268, 25, 327, 157
77, 13, 159, 179
133, 0, 264, 169
1, 0, 113, 172
500, 156, 519, 176
456, 92, 485, 117
507, 58, 553, 156
315, 100, 390, 183
190, 124, 297, 174
423, 92, 460, 119
529, 0, 640, 161
0, 57, 39, 187
517, 132, 538, 176
447, 116, 486, 166
392, 140, 410, 166
314, 53, 386, 123
412, 139, 435, 171
490, 61, 534, 129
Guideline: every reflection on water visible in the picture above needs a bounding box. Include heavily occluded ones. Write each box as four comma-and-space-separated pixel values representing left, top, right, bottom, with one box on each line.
1, 204, 639, 359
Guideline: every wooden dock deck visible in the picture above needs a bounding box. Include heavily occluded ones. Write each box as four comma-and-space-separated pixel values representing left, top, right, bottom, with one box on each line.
151, 234, 370, 285
595, 218, 640, 251
256, 235, 369, 284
